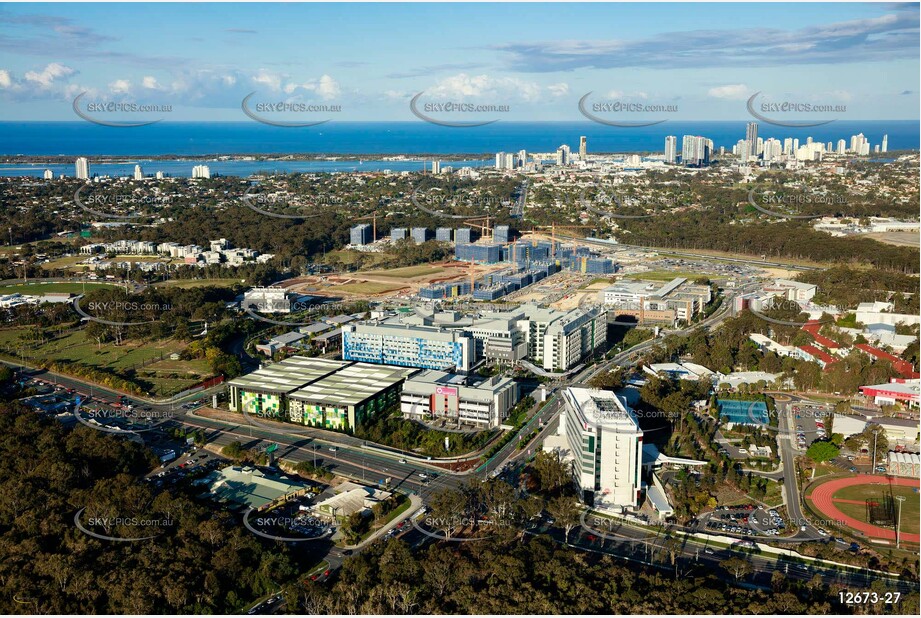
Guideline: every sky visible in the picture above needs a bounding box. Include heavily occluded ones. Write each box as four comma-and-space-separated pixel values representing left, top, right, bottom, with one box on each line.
0, 1, 918, 122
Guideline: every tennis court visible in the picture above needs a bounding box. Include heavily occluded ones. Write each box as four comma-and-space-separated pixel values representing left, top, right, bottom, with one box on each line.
718, 400, 769, 425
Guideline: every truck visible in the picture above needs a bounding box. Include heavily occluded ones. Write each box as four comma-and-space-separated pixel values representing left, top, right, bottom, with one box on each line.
159, 449, 177, 464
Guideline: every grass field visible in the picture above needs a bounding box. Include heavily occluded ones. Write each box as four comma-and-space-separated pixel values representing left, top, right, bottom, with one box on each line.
0, 327, 209, 395
0, 328, 185, 368
0, 281, 120, 295
636, 270, 708, 281
153, 278, 241, 289
831, 484, 920, 535
334, 281, 407, 295
362, 265, 447, 279
40, 256, 87, 271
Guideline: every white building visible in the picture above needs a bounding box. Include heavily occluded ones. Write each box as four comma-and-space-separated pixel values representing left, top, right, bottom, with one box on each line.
243, 287, 291, 313
75, 157, 90, 180
43, 169, 53, 180
762, 279, 817, 303
133, 164, 144, 180
399, 370, 519, 428
558, 387, 643, 510
192, 164, 211, 179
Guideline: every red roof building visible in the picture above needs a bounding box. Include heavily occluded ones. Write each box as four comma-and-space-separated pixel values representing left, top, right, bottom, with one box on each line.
801, 320, 842, 349
855, 344, 919, 379
796, 345, 839, 370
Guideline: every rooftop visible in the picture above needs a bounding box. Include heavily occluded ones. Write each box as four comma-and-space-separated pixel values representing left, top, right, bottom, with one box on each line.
226, 356, 347, 393
288, 362, 415, 407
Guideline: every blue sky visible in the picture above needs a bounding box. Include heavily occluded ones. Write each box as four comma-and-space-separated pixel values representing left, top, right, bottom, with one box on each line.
0, 2, 918, 121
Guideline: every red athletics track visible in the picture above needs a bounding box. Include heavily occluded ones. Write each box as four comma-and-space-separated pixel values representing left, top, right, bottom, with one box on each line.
807, 475, 920, 543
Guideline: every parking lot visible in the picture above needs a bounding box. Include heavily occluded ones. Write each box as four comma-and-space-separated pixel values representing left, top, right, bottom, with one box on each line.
701, 504, 787, 538
789, 402, 831, 452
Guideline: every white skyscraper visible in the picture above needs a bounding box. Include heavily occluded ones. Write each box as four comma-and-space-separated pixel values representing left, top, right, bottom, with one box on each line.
681, 135, 710, 166
133, 164, 144, 180
495, 152, 506, 170
75, 157, 89, 180
556, 144, 571, 166
882, 134, 888, 153
156, 171, 164, 180
517, 150, 528, 168
43, 169, 53, 180
836, 139, 846, 155
191, 164, 211, 179
664, 135, 677, 164
783, 138, 793, 155
558, 387, 643, 509
579, 136, 587, 160
432, 161, 441, 175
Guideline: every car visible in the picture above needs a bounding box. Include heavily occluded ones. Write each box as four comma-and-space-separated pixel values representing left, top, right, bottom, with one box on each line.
818, 529, 828, 536
399, 458, 407, 464
418, 473, 428, 480
849, 466, 858, 473
800, 525, 807, 532
875, 466, 887, 473
324, 569, 330, 576
704, 548, 714, 554
328, 446, 338, 452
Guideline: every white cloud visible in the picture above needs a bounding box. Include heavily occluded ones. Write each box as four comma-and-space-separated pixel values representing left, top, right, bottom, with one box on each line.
707, 84, 752, 100
109, 79, 132, 94
547, 82, 569, 97
23, 63, 75, 88
0, 70, 11, 89
141, 76, 161, 90
425, 73, 550, 103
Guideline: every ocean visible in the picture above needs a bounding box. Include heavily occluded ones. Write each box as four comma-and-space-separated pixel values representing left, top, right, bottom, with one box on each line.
0, 120, 915, 178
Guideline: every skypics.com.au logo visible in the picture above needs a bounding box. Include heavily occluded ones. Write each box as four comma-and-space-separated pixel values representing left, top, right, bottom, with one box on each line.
242, 509, 332, 542
578, 183, 683, 220
241, 93, 342, 127
74, 507, 173, 542
241, 191, 343, 219
746, 92, 844, 128
410, 187, 506, 220
747, 188, 847, 220
72, 396, 174, 434
410, 92, 510, 127
72, 92, 172, 127
748, 296, 834, 328
412, 502, 515, 542
73, 185, 171, 220
578, 92, 677, 127
73, 297, 172, 327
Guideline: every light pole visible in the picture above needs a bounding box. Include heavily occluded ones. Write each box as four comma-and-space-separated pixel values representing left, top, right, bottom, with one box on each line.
895, 495, 906, 549
871, 429, 880, 471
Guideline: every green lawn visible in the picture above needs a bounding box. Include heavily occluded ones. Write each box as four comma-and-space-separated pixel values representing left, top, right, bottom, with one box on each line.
363, 265, 447, 278
335, 281, 406, 295
153, 278, 241, 289
636, 271, 708, 281
0, 281, 119, 295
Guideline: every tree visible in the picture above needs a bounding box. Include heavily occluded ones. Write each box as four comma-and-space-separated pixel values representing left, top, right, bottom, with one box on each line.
720, 556, 753, 581
546, 495, 581, 543
806, 440, 840, 463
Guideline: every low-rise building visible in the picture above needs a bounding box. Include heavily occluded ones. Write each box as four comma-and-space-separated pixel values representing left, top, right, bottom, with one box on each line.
399, 370, 519, 428
287, 363, 413, 431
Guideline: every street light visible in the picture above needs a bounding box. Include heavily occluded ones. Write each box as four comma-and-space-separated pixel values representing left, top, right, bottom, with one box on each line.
895, 495, 906, 549
871, 429, 880, 471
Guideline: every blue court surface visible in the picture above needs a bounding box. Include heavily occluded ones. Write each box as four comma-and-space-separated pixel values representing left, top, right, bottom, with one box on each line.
718, 400, 769, 425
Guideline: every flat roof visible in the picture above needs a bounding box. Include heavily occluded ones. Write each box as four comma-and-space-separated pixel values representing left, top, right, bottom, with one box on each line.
289, 363, 415, 407
205, 466, 305, 509
564, 387, 640, 432
403, 369, 515, 401
226, 356, 347, 394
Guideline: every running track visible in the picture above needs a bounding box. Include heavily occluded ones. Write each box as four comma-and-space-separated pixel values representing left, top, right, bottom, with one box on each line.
808, 475, 920, 543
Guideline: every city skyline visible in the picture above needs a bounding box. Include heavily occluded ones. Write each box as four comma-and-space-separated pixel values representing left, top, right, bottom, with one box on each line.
0, 2, 918, 122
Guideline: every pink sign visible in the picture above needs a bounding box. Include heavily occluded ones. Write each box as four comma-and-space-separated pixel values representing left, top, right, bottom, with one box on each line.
435, 386, 458, 397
